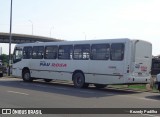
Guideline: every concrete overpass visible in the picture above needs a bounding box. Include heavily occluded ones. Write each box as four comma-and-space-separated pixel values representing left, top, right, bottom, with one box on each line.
0, 32, 63, 44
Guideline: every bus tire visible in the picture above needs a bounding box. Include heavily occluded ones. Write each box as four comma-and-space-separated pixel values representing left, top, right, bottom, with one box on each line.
22, 69, 32, 82
73, 72, 86, 88
94, 84, 107, 89
44, 79, 52, 82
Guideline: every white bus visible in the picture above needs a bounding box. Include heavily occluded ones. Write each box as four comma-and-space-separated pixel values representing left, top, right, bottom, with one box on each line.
12, 38, 152, 88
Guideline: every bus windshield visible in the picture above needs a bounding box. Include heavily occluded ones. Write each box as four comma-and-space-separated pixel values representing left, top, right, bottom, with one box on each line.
13, 47, 23, 63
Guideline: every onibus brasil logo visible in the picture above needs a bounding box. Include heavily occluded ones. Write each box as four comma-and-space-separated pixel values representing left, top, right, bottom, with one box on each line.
2, 109, 42, 115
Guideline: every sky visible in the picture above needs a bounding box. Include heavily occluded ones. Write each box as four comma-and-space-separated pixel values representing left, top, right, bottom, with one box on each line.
0, 0, 160, 55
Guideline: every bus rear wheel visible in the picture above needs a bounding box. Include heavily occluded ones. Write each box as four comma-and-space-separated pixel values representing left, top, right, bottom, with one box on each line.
22, 70, 32, 82
94, 84, 107, 89
73, 72, 88, 88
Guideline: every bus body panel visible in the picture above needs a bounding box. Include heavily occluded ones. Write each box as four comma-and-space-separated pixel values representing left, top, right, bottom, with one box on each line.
125, 40, 152, 84
87, 60, 125, 84
12, 39, 152, 85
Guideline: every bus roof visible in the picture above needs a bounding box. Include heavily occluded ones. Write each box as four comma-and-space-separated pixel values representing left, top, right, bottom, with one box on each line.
14, 38, 150, 47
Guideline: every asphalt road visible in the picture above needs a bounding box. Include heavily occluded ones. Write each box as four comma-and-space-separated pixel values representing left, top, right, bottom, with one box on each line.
0, 77, 160, 117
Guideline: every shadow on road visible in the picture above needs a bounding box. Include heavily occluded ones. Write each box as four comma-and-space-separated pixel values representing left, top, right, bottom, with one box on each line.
145, 95, 160, 101
0, 78, 143, 98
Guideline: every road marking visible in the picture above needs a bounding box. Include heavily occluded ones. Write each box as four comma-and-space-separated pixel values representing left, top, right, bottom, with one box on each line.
7, 91, 29, 96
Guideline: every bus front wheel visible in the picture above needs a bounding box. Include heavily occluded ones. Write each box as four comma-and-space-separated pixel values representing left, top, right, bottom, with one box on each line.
22, 70, 32, 82
73, 72, 87, 88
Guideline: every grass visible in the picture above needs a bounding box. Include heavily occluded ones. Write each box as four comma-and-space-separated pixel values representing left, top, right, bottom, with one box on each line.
128, 85, 146, 90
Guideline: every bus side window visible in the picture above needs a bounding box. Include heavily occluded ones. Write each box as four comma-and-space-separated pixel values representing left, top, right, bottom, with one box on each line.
73, 44, 90, 60
58, 45, 73, 60
110, 43, 124, 61
45, 46, 58, 59
23, 46, 32, 59
32, 46, 44, 59
91, 44, 110, 60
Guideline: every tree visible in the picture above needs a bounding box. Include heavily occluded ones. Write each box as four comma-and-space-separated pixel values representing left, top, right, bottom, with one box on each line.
0, 54, 9, 66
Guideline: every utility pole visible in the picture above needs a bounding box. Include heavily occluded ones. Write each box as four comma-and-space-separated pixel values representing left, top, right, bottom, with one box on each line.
8, 0, 13, 76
